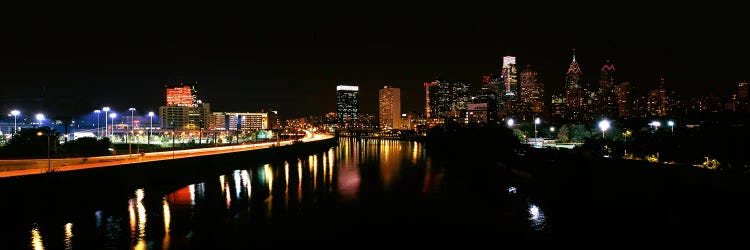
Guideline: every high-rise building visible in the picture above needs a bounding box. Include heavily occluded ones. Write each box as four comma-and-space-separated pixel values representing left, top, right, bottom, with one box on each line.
166, 85, 196, 106
466, 103, 488, 124
550, 94, 566, 123
501, 56, 519, 118
160, 82, 210, 130
502, 56, 519, 96
599, 60, 617, 118
564, 50, 586, 122
336, 85, 359, 126
482, 74, 502, 119
738, 82, 749, 112
378, 86, 401, 130
647, 77, 667, 117
424, 78, 470, 127
520, 65, 544, 120
615, 82, 632, 118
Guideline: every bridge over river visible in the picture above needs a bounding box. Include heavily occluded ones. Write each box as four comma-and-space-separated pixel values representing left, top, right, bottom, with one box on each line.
0, 131, 334, 178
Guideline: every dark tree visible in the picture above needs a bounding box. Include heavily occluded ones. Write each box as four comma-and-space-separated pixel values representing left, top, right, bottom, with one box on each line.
1, 127, 61, 159
62, 137, 112, 157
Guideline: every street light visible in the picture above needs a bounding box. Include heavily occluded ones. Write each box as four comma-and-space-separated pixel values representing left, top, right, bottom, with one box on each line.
550, 126, 555, 132
667, 120, 675, 133
103, 107, 110, 137
109, 113, 117, 141
506, 118, 515, 128
650, 121, 661, 131
128, 108, 136, 129
148, 112, 154, 145
128, 108, 135, 155
10, 110, 20, 134
37, 131, 51, 172
598, 119, 611, 139
35, 114, 45, 128
94, 110, 101, 137
534, 118, 541, 138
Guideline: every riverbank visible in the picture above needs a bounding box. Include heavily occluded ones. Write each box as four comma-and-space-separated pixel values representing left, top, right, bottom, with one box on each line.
501, 146, 750, 241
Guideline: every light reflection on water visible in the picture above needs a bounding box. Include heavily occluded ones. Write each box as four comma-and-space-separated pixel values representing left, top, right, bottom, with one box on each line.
63, 223, 73, 250
528, 203, 547, 231
30, 226, 44, 250
17, 138, 552, 249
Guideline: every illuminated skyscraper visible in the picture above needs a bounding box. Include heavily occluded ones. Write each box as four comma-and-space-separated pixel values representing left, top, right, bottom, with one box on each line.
564, 49, 586, 121
336, 85, 359, 126
166, 85, 195, 106
520, 65, 544, 120
160, 82, 210, 130
738, 82, 749, 112
501, 56, 519, 118
550, 94, 566, 123
647, 77, 668, 117
615, 82, 632, 118
424, 78, 469, 127
476, 74, 500, 124
502, 56, 519, 96
482, 74, 502, 120
378, 86, 401, 130
599, 60, 617, 117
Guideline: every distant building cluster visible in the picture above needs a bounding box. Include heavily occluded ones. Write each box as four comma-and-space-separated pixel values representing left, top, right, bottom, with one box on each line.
422, 50, 750, 128
159, 82, 279, 132
324, 49, 749, 133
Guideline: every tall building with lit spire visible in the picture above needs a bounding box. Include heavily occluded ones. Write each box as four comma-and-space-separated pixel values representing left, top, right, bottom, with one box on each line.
564, 49, 586, 122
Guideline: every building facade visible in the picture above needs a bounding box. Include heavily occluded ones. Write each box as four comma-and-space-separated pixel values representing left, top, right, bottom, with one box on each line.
336, 85, 359, 126
211, 112, 268, 131
378, 86, 401, 130
159, 82, 210, 130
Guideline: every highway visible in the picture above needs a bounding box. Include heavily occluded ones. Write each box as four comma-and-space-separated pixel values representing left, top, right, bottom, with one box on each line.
0, 131, 333, 178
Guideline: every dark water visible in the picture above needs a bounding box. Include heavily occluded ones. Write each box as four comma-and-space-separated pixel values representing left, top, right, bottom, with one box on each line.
4, 138, 747, 249
0, 138, 553, 249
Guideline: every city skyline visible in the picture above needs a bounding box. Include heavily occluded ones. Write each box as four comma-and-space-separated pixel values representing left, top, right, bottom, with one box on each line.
1, 12, 748, 118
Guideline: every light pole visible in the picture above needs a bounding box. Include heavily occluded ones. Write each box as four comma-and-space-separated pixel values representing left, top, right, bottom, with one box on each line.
94, 109, 101, 137
37, 131, 51, 172
128, 108, 135, 155
534, 117, 540, 138
599, 119, 611, 139
103, 107, 110, 137
148, 112, 154, 145
10, 110, 20, 134
109, 113, 117, 142
129, 108, 136, 129
667, 120, 675, 134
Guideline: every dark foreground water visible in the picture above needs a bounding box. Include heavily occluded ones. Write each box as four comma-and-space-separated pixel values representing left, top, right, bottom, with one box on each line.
1, 138, 748, 249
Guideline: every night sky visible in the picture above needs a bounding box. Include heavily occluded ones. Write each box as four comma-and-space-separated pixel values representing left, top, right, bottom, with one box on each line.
1, 8, 747, 119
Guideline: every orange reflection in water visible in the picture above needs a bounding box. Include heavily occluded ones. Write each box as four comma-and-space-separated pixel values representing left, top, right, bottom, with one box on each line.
64, 223, 73, 250
30, 226, 44, 250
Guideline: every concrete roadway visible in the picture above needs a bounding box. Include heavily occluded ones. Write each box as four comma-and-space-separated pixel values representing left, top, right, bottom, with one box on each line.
0, 131, 332, 178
